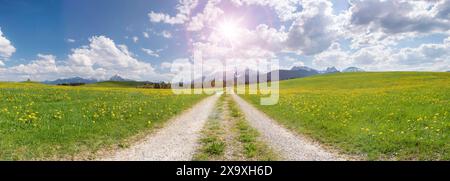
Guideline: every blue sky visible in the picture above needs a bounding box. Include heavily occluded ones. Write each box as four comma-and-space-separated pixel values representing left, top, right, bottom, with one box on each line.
0, 0, 449, 81
0, 0, 182, 65
1, 0, 285, 67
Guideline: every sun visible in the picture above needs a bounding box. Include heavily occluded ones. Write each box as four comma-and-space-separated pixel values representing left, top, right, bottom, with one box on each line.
217, 20, 241, 42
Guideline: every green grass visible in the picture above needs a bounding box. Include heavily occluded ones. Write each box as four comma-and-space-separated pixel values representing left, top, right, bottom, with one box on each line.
194, 96, 226, 160
0, 82, 206, 160
242, 72, 450, 160
228, 96, 278, 161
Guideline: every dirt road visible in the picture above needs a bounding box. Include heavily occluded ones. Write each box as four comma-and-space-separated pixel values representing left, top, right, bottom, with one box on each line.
103, 94, 220, 161
231, 94, 345, 161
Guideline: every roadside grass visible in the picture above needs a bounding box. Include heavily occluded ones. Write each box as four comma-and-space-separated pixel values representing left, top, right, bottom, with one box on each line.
0, 82, 206, 160
242, 72, 450, 160
193, 96, 226, 160
228, 96, 278, 161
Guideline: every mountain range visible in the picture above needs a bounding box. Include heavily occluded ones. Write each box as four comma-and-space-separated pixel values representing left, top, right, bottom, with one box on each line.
43, 67, 365, 85
269, 66, 364, 81
342, 67, 365, 72
42, 77, 98, 85
43, 74, 129, 85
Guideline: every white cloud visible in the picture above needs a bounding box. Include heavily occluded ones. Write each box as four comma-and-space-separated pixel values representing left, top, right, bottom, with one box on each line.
161, 30, 172, 38
66, 36, 157, 80
390, 37, 450, 71
4, 0, 450, 82
0, 36, 170, 81
149, 0, 198, 25
283, 56, 296, 62
285, 0, 339, 55
349, 0, 449, 34
0, 54, 60, 81
187, 0, 224, 31
142, 48, 160, 57
194, 22, 287, 62
432, 0, 450, 19
0, 28, 16, 65
147, 0, 450, 73
231, 0, 302, 21
346, 0, 450, 48
67, 38, 76, 43
312, 38, 450, 72
289, 61, 305, 69
148, 0, 223, 32
143, 32, 149, 38
160, 61, 173, 69
145, 29, 173, 39
148, 0, 339, 56
313, 43, 352, 69
191, 0, 340, 59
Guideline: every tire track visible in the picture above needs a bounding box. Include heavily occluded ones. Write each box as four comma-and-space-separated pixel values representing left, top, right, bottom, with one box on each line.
231, 94, 345, 161
103, 94, 220, 161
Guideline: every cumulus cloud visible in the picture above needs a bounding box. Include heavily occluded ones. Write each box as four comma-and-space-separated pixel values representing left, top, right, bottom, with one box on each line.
347, 0, 450, 48
4, 0, 450, 82
148, 0, 223, 32
160, 0, 450, 72
161, 30, 172, 38
285, 0, 339, 55
149, 0, 198, 25
0, 28, 16, 65
143, 32, 149, 38
0, 36, 168, 81
349, 0, 449, 33
66, 36, 156, 79
188, 0, 340, 59
160, 61, 173, 69
148, 0, 339, 56
390, 37, 450, 71
289, 61, 305, 69
187, 0, 223, 31
433, 0, 450, 19
231, 0, 302, 21
142, 48, 161, 57
132, 36, 139, 43
312, 38, 450, 72
0, 54, 61, 81
313, 43, 352, 69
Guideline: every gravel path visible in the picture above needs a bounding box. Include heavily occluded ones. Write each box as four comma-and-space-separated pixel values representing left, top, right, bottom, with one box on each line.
231, 94, 345, 161
103, 94, 220, 161
221, 99, 245, 161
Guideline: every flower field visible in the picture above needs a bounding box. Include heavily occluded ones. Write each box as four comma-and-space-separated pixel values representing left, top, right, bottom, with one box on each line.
0, 82, 206, 160
242, 72, 450, 160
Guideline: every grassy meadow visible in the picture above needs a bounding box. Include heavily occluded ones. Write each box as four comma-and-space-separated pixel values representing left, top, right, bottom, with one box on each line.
242, 72, 450, 160
0, 82, 205, 160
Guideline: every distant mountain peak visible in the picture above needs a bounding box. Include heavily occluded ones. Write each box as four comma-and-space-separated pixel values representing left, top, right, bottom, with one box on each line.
343, 67, 365, 72
325, 66, 339, 73
42, 77, 97, 85
291, 66, 316, 72
109, 74, 129, 82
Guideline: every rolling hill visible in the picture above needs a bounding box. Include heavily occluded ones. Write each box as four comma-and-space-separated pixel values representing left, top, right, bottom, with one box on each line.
242, 72, 450, 160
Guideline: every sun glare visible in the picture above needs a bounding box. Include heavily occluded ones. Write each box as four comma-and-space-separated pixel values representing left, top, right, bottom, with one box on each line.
218, 20, 241, 41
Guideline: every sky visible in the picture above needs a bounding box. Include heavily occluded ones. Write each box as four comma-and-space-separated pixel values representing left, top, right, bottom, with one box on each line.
0, 0, 449, 82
